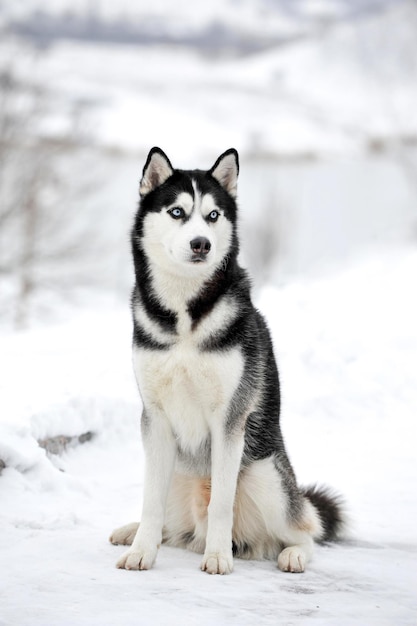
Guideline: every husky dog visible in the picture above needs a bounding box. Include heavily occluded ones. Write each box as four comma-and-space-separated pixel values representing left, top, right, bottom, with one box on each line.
110, 148, 344, 575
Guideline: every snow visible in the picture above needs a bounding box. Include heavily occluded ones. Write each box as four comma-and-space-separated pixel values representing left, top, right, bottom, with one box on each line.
1, 245, 416, 625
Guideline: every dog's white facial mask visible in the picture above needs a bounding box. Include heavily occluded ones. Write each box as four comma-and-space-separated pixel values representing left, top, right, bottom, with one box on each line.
142, 186, 233, 277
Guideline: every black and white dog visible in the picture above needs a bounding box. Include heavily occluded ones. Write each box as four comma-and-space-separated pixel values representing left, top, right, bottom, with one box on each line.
110, 148, 344, 575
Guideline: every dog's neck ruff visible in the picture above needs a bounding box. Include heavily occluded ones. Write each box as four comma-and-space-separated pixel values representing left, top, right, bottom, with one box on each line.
134, 244, 236, 339
155, 261, 233, 327
187, 265, 234, 330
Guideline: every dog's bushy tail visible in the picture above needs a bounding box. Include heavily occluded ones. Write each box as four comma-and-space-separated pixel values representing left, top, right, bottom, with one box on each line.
302, 484, 346, 542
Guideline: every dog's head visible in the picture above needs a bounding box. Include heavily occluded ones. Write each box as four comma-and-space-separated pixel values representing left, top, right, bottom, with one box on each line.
134, 148, 239, 278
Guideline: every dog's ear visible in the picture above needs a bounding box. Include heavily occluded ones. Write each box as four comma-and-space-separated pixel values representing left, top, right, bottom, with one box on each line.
140, 147, 174, 196
209, 149, 239, 197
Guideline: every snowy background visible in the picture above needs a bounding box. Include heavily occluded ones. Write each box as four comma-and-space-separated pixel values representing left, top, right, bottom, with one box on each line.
0, 1, 416, 624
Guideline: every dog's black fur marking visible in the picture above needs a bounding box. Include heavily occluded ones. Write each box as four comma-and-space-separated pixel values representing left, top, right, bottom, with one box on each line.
187, 262, 243, 331
131, 259, 177, 335
302, 485, 345, 541
132, 322, 171, 351
232, 540, 251, 558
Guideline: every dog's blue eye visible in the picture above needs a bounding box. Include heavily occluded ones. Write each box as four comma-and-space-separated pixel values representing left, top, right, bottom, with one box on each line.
208, 210, 219, 222
169, 207, 185, 219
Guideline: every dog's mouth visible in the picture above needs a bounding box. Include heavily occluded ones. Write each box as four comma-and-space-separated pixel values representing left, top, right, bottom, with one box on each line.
190, 253, 207, 263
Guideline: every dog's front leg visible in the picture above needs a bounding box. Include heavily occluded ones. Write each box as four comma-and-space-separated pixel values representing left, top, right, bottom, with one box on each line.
116, 410, 175, 571
201, 427, 244, 575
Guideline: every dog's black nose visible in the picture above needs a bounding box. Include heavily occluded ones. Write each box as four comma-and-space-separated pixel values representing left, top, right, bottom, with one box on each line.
190, 237, 211, 255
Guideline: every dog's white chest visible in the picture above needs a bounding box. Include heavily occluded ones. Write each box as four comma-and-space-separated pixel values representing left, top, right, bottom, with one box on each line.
133, 341, 244, 451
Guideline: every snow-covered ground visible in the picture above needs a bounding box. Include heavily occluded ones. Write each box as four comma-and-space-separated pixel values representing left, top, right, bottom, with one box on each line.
1, 244, 416, 625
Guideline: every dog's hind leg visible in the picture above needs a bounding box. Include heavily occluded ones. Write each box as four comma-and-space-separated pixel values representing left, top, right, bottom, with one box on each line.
109, 522, 139, 546
277, 496, 323, 573
277, 486, 346, 572
277, 535, 314, 573
231, 458, 321, 571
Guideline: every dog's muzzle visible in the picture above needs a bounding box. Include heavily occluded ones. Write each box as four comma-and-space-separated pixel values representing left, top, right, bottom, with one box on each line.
190, 237, 211, 262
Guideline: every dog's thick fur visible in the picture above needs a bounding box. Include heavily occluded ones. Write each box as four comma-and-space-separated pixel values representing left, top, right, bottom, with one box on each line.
110, 148, 344, 574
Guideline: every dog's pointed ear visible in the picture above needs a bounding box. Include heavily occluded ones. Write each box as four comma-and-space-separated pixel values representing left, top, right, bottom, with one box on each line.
209, 149, 239, 197
140, 147, 174, 196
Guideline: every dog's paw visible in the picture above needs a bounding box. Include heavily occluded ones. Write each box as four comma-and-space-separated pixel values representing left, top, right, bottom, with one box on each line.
116, 545, 158, 571
278, 546, 306, 573
109, 522, 139, 546
201, 551, 233, 575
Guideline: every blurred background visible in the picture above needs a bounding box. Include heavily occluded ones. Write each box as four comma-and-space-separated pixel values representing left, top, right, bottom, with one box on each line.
0, 0, 416, 329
